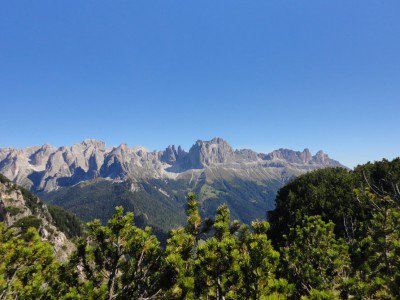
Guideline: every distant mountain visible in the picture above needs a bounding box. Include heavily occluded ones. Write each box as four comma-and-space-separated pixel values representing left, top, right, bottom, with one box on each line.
0, 138, 344, 233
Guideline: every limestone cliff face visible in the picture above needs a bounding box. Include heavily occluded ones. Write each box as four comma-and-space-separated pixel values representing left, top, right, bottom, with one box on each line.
159, 145, 187, 165
0, 137, 344, 192
183, 137, 235, 169
0, 175, 74, 261
264, 148, 341, 166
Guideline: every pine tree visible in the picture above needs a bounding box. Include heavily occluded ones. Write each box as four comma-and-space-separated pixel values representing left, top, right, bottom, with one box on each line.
194, 205, 241, 299
355, 190, 400, 298
73, 206, 163, 299
238, 220, 292, 299
163, 192, 203, 299
282, 215, 350, 298
0, 223, 65, 299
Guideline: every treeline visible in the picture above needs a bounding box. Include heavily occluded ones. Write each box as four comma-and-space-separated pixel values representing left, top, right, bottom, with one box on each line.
1, 159, 400, 299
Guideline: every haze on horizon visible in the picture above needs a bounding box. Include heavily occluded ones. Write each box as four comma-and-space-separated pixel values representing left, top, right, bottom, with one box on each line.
1, 1, 399, 168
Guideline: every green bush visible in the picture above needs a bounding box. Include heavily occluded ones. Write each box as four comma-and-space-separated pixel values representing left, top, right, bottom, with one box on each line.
5, 206, 22, 216
13, 216, 42, 231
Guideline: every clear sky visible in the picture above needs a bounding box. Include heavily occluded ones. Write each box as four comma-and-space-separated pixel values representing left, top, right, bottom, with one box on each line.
1, 1, 399, 168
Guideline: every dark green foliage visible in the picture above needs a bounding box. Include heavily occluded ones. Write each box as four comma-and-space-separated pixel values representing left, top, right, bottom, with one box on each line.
353, 157, 400, 201
4, 206, 22, 216
20, 186, 45, 215
269, 159, 400, 247
352, 190, 400, 298
269, 157, 400, 299
41, 176, 280, 238
269, 167, 357, 245
281, 215, 350, 297
47, 204, 85, 238
0, 173, 11, 184
13, 215, 42, 231
194, 178, 281, 225
41, 179, 187, 240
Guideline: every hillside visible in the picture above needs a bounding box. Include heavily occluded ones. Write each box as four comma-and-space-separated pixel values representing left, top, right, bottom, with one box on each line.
0, 174, 82, 260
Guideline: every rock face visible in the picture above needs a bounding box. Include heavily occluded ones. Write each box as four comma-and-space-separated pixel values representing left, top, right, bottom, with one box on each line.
0, 137, 343, 192
183, 138, 235, 169
263, 148, 334, 165
160, 145, 186, 165
0, 174, 73, 261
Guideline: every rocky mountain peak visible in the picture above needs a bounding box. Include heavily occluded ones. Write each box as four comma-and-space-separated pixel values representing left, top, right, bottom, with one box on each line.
160, 145, 188, 166
265, 148, 311, 163
301, 148, 312, 163
313, 150, 334, 165
264, 148, 341, 167
177, 145, 185, 154
234, 149, 260, 162
29, 144, 56, 167
210, 137, 228, 144
81, 139, 106, 149
41, 144, 55, 150
186, 137, 235, 169
161, 145, 177, 164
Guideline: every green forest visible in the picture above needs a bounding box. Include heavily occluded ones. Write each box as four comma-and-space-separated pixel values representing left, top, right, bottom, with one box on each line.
1, 158, 400, 299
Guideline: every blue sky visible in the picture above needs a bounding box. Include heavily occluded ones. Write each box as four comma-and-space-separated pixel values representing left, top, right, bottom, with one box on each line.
1, 1, 399, 167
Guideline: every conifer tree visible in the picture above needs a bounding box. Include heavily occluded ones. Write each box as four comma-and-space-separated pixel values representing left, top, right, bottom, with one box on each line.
355, 190, 400, 298
163, 192, 202, 299
0, 224, 65, 299
282, 215, 350, 298
73, 206, 163, 299
238, 220, 292, 299
194, 204, 241, 300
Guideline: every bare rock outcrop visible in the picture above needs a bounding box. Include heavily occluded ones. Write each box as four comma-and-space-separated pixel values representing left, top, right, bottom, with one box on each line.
0, 175, 74, 261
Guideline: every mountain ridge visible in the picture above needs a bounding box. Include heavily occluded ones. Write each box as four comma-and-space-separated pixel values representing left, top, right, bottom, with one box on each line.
0, 137, 343, 192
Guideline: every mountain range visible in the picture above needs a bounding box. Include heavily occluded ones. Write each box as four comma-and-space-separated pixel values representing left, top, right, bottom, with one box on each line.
0, 138, 343, 235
